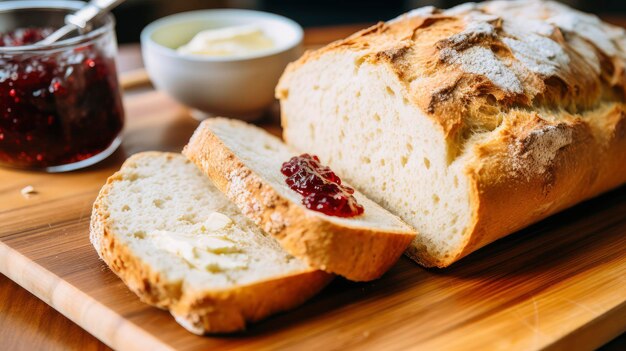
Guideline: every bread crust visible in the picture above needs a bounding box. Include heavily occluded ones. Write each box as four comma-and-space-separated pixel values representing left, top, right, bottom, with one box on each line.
183, 121, 416, 281
90, 152, 332, 334
277, 1, 626, 267
406, 108, 626, 267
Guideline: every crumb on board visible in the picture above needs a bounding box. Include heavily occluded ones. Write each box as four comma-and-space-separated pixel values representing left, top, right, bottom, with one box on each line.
20, 185, 38, 198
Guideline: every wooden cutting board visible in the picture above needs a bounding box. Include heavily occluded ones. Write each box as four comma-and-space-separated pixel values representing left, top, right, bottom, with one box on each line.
0, 90, 624, 351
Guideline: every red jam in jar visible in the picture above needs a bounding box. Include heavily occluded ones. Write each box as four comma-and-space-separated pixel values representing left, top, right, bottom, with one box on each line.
0, 26, 124, 171
0, 27, 54, 47
281, 154, 364, 217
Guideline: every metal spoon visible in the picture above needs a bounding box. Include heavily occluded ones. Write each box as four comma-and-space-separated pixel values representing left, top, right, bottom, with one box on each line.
38, 0, 126, 45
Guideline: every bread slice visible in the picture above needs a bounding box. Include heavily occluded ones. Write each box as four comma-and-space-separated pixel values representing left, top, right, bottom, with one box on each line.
276, 1, 626, 267
182, 118, 416, 282
90, 152, 332, 334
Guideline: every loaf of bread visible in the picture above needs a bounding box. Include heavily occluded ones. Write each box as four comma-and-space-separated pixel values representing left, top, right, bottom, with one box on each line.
276, 0, 626, 267
183, 118, 416, 281
90, 152, 331, 333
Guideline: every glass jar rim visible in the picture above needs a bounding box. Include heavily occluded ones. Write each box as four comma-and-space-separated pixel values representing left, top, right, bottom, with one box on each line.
0, 1, 115, 54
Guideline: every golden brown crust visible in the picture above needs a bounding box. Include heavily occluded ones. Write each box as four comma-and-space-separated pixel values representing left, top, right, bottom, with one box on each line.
458, 105, 626, 265
183, 122, 416, 282
277, 1, 626, 267
408, 104, 626, 268
90, 152, 332, 334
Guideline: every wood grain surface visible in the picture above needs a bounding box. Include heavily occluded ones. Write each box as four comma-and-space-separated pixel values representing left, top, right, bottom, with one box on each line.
0, 88, 625, 350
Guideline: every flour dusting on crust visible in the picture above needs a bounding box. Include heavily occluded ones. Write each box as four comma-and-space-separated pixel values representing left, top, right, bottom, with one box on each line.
435, 1, 574, 93
509, 124, 573, 177
440, 46, 523, 94
386, 0, 625, 96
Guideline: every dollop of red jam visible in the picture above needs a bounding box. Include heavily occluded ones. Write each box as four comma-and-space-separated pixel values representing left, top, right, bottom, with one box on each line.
281, 154, 364, 217
0, 27, 124, 168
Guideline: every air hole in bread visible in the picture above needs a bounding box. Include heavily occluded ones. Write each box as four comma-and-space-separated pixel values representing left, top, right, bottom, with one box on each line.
385, 86, 396, 96
423, 157, 431, 169
343, 115, 349, 122
313, 85, 320, 90
356, 91, 361, 97
450, 215, 458, 226
453, 176, 459, 188
309, 124, 315, 139
380, 158, 386, 166
400, 156, 408, 167
432, 194, 440, 204
133, 231, 146, 239
177, 214, 197, 224
121, 204, 130, 212
362, 156, 371, 164
406, 143, 413, 152
153, 199, 164, 209
126, 173, 140, 181
373, 113, 381, 122
354, 56, 366, 68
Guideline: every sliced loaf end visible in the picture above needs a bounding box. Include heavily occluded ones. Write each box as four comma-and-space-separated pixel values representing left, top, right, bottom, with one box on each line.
183, 119, 416, 281
90, 152, 332, 333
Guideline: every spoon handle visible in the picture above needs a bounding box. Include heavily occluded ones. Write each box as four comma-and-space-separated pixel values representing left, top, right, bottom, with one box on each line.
66, 0, 126, 29
36, 0, 126, 46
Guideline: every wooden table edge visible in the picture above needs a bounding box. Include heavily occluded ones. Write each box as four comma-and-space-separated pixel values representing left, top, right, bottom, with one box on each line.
0, 242, 171, 351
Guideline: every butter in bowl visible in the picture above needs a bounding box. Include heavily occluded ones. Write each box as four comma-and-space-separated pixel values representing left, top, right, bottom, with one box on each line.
140, 9, 303, 120
177, 24, 275, 57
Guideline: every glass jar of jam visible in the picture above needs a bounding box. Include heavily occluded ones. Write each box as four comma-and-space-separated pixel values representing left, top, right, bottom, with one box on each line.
0, 2, 124, 172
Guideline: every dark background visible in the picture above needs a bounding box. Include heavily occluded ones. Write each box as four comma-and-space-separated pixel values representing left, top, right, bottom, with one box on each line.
106, 0, 626, 43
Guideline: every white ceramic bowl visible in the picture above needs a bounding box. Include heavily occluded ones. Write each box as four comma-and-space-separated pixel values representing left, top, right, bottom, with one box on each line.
141, 9, 303, 120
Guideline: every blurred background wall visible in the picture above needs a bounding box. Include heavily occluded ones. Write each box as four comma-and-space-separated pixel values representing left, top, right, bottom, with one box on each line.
99, 0, 626, 43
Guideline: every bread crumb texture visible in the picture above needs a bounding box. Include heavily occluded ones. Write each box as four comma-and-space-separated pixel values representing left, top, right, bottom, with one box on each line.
102, 154, 306, 287
91, 153, 331, 333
